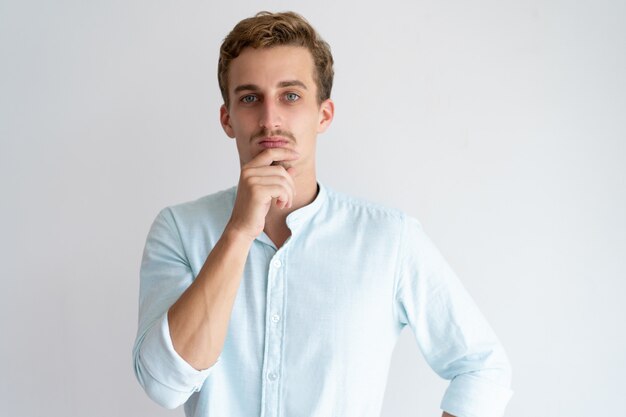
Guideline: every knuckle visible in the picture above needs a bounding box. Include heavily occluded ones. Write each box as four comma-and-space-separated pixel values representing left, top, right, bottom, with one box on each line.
241, 168, 253, 179
242, 175, 254, 186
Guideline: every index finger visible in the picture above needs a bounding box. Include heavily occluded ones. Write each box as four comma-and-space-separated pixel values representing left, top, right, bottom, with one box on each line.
247, 148, 301, 168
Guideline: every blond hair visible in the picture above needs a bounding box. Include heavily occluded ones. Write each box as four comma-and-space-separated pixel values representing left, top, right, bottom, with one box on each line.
218, 11, 334, 108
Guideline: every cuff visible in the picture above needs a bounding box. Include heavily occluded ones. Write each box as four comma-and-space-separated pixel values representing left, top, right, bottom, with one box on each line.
140, 312, 217, 393
441, 373, 513, 417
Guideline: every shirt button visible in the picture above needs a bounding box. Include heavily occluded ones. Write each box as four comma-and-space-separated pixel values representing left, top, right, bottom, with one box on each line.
272, 259, 282, 268
271, 314, 280, 323
268, 372, 278, 381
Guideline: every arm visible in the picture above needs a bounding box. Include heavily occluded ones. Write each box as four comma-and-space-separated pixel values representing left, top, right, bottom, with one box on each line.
166, 226, 252, 369
133, 148, 299, 407
395, 216, 513, 417
168, 147, 299, 369
443, 413, 455, 417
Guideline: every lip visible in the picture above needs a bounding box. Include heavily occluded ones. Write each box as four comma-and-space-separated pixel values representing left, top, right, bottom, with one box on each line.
257, 137, 291, 148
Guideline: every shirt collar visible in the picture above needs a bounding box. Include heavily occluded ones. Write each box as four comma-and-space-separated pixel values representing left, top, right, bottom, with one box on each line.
285, 181, 327, 233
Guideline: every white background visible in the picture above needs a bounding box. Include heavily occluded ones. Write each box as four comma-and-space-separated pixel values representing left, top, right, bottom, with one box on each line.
1, 1, 624, 416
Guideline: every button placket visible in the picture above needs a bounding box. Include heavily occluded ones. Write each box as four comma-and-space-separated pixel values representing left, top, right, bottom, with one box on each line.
261, 253, 286, 417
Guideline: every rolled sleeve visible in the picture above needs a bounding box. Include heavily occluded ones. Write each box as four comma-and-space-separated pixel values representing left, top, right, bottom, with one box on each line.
132, 208, 217, 409
441, 373, 513, 417
138, 312, 216, 395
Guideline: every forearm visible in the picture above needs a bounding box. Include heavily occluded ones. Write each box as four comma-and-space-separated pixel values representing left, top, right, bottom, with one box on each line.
442, 413, 455, 417
167, 226, 253, 370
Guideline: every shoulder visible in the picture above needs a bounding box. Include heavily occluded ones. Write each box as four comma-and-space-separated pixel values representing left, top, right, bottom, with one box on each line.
321, 184, 421, 231
156, 186, 236, 230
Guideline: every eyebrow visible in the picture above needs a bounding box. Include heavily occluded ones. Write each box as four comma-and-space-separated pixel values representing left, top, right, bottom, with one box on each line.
233, 80, 308, 94
278, 80, 308, 89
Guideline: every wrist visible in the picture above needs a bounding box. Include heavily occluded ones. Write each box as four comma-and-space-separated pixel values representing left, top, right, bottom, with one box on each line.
222, 223, 257, 246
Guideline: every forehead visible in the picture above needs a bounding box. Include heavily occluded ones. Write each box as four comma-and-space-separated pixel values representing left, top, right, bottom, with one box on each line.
228, 45, 316, 91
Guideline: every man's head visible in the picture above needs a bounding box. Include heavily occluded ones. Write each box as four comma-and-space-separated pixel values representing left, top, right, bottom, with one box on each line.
218, 11, 335, 177
218, 11, 334, 109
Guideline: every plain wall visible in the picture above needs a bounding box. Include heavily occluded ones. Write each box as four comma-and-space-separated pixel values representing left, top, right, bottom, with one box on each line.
1, 1, 624, 416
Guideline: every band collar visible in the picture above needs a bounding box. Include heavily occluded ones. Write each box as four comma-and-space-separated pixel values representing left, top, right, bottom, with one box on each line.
285, 181, 327, 233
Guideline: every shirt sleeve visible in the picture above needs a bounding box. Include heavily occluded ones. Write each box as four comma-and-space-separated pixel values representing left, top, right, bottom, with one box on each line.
132, 208, 217, 409
394, 215, 513, 417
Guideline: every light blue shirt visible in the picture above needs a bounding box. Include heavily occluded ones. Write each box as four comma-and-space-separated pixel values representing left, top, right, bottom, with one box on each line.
133, 183, 512, 417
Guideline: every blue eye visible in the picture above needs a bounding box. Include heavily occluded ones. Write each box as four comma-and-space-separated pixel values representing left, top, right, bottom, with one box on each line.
241, 95, 258, 103
285, 93, 300, 102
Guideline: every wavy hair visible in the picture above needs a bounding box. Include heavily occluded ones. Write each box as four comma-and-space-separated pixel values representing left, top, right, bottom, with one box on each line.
218, 11, 334, 108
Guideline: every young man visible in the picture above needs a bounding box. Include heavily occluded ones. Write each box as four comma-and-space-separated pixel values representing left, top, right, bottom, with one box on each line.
133, 11, 513, 417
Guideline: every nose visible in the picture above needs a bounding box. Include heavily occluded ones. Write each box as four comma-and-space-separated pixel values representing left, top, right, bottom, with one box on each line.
259, 99, 282, 129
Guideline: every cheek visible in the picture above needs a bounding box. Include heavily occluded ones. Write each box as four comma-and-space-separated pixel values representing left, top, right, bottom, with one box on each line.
231, 114, 258, 139
294, 109, 321, 134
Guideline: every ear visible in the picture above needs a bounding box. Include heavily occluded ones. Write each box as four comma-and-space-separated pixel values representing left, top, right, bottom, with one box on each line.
317, 98, 335, 134
220, 104, 236, 138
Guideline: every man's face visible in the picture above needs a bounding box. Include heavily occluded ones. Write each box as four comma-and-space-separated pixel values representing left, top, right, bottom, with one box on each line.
220, 45, 333, 174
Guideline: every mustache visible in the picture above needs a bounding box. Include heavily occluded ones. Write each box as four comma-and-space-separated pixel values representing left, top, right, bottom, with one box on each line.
250, 128, 296, 143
